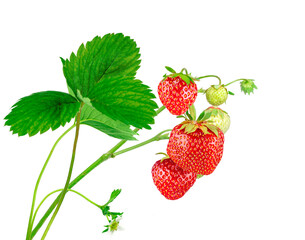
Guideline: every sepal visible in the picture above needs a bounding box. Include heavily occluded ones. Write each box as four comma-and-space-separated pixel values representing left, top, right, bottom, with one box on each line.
179, 120, 220, 137
163, 66, 196, 85
240, 79, 257, 94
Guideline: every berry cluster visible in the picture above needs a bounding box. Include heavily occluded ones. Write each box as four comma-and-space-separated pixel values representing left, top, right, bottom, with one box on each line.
152, 67, 256, 200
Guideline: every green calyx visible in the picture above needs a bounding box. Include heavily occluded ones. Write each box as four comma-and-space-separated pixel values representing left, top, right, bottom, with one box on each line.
163, 66, 196, 85
210, 84, 221, 90
198, 106, 230, 134
197, 107, 219, 122
179, 120, 219, 137
202, 106, 228, 120
240, 79, 257, 95
177, 105, 220, 137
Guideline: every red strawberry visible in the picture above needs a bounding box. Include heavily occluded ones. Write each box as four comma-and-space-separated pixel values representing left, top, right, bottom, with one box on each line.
167, 121, 224, 175
158, 67, 197, 115
152, 157, 197, 200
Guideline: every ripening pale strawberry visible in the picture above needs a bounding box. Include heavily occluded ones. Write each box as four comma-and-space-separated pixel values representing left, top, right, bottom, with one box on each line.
167, 121, 224, 175
158, 67, 197, 115
206, 85, 228, 106
152, 158, 197, 200
204, 106, 231, 134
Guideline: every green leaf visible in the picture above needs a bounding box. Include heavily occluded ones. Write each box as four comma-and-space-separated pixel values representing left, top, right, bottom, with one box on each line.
88, 76, 158, 129
102, 189, 122, 208
60, 57, 66, 65
4, 91, 80, 136
62, 33, 141, 100
228, 91, 235, 95
165, 66, 176, 73
80, 104, 137, 140
240, 79, 257, 95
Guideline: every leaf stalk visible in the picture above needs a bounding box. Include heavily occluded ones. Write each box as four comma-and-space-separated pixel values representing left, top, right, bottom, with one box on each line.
25, 124, 76, 240
41, 102, 84, 239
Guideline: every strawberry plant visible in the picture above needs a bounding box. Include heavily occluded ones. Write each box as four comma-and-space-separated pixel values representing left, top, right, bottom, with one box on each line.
4, 33, 257, 239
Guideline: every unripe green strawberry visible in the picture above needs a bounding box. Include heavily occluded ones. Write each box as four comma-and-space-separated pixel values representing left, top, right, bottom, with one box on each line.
204, 106, 230, 134
206, 85, 228, 106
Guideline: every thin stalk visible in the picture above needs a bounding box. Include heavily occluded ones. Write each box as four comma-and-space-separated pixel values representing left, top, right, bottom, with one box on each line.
224, 78, 248, 87
113, 129, 171, 157
25, 124, 76, 240
31, 105, 166, 238
197, 75, 222, 85
156, 105, 165, 115
41, 103, 84, 240
180, 68, 188, 74
67, 189, 101, 208
32, 188, 100, 226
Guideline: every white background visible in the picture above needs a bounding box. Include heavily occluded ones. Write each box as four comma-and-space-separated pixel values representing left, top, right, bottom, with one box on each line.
1, 0, 305, 239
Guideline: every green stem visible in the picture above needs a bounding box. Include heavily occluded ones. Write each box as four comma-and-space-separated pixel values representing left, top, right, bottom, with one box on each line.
113, 129, 171, 157
224, 78, 248, 87
156, 105, 165, 115
25, 124, 76, 240
180, 68, 188, 74
31, 190, 61, 228
30, 105, 166, 238
32, 188, 100, 227
41, 103, 84, 240
64, 188, 100, 208
197, 75, 222, 85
